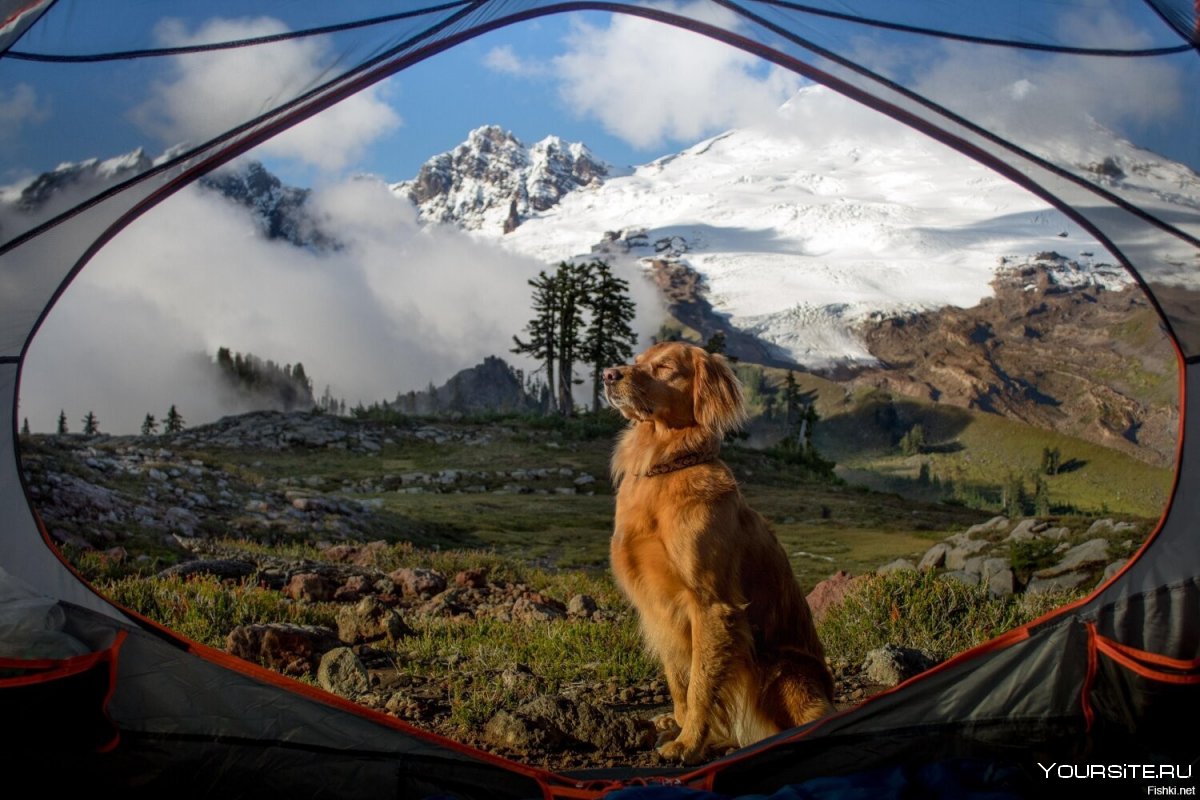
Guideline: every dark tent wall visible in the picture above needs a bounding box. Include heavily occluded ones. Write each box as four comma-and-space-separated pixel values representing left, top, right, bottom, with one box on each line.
2, 1, 1198, 796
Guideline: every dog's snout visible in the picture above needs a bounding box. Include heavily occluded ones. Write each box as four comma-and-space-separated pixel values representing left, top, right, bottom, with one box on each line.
603, 367, 623, 385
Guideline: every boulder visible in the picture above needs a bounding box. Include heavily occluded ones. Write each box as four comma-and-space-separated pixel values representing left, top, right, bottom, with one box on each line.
317, 647, 369, 697
876, 559, 917, 575
390, 567, 447, 599
1035, 538, 1109, 578
284, 572, 337, 602
336, 596, 413, 644
917, 543, 949, 571
862, 645, 937, 687
805, 571, 862, 623
484, 695, 655, 753
226, 623, 340, 676
567, 594, 598, 618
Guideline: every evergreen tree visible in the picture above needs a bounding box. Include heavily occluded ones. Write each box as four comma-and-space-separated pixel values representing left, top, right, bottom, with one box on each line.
164, 405, 185, 433
1002, 472, 1026, 519
703, 331, 727, 355
56, 409, 68, 435
1040, 446, 1062, 476
20, 418, 30, 436
512, 269, 561, 415
900, 424, 926, 456
1033, 473, 1051, 516
141, 413, 157, 436
783, 371, 802, 427
552, 261, 589, 417
82, 411, 100, 436
580, 260, 638, 412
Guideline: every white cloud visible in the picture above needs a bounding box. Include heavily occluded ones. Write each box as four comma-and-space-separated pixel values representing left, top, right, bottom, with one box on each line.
484, 45, 547, 78
20, 177, 565, 433
0, 83, 50, 143
851, 9, 1186, 149
550, 3, 802, 150
133, 17, 400, 172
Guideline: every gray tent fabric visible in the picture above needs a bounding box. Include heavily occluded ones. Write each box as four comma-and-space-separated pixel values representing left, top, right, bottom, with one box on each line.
2, 2, 1198, 797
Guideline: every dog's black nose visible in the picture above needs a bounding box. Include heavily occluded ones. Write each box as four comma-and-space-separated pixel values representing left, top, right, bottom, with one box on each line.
603, 367, 623, 384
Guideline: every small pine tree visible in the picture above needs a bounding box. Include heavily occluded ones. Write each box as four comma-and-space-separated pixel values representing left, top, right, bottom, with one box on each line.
1040, 446, 1062, 476
164, 405, 185, 433
1002, 472, 1026, 519
580, 260, 639, 413
703, 331, 727, 355
20, 418, 30, 436
900, 424, 926, 456
1033, 473, 1051, 516
82, 411, 100, 436
56, 409, 68, 435
141, 413, 157, 436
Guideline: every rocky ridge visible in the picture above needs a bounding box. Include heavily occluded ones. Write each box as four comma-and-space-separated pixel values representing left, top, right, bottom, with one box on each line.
851, 254, 1178, 466
391, 125, 614, 233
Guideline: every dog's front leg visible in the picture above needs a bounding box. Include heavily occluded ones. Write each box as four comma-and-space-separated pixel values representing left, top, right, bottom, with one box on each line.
657, 601, 744, 765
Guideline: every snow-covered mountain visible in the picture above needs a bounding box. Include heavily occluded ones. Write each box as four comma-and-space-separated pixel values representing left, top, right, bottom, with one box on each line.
390, 125, 617, 233
394, 86, 1199, 369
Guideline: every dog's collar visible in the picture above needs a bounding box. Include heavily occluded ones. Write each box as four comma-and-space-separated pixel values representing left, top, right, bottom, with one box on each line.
641, 450, 717, 477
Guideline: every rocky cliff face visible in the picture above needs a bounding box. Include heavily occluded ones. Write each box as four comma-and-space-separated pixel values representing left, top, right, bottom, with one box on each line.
850, 254, 1178, 466
391, 125, 613, 233
198, 161, 338, 250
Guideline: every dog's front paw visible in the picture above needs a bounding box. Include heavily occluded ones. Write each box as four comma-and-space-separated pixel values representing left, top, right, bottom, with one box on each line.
651, 713, 682, 747
657, 736, 707, 766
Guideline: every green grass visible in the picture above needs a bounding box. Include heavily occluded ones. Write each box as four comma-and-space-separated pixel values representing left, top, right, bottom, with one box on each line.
818, 571, 1084, 666
101, 574, 337, 648
826, 409, 1172, 518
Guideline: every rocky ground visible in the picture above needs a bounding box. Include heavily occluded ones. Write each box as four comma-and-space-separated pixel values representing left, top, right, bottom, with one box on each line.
19, 411, 1142, 771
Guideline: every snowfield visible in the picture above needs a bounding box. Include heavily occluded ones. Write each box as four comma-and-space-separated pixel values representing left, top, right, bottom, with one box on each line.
446, 86, 1154, 367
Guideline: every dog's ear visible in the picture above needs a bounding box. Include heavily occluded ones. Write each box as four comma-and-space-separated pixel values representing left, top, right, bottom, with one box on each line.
692, 347, 746, 437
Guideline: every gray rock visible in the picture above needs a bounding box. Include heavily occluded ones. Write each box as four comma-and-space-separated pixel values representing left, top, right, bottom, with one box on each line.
917, 543, 949, 571
942, 570, 980, 586
862, 644, 937, 687
484, 695, 655, 753
944, 538, 991, 570
986, 568, 1015, 597
1035, 538, 1110, 578
567, 594, 598, 618
1087, 519, 1138, 537
876, 558, 917, 575
1101, 560, 1127, 583
317, 647, 369, 697
158, 558, 256, 582
962, 556, 987, 577
964, 516, 1010, 538
1025, 572, 1093, 594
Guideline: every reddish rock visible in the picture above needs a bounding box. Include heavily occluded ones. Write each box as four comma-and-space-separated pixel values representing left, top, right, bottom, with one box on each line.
285, 572, 337, 602
455, 567, 489, 589
806, 571, 864, 624
226, 623, 340, 676
390, 567, 447, 599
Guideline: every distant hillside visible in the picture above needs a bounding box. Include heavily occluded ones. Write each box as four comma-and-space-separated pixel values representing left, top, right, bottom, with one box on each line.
850, 255, 1177, 467
391, 356, 539, 416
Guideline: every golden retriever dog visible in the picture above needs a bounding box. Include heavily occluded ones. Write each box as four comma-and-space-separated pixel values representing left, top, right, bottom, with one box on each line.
603, 341, 834, 764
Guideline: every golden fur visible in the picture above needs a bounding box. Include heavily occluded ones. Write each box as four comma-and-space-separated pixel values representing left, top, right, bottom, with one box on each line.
603, 341, 834, 764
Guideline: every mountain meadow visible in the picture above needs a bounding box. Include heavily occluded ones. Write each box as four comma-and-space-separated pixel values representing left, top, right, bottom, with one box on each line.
20, 352, 1170, 768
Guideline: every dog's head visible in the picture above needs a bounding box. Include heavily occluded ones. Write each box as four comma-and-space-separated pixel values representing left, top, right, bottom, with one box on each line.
603, 342, 745, 437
